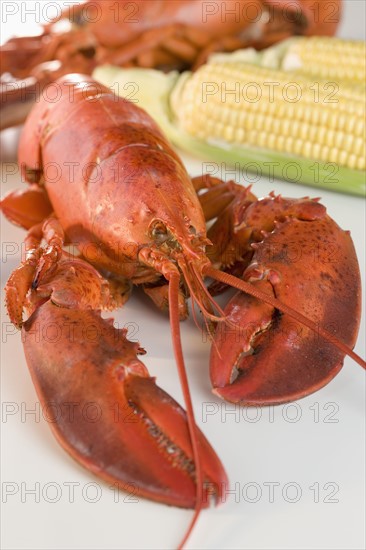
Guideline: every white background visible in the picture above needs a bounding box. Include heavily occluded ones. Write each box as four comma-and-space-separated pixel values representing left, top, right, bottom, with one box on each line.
1, 1, 365, 549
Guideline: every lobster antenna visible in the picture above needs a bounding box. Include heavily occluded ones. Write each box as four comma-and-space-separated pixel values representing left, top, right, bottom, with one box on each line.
169, 271, 203, 549
191, 262, 227, 319
189, 262, 240, 357
205, 266, 366, 370
180, 262, 222, 322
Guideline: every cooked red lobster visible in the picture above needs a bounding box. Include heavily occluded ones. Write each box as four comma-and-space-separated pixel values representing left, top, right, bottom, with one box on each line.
0, 0, 342, 129
1, 73, 364, 546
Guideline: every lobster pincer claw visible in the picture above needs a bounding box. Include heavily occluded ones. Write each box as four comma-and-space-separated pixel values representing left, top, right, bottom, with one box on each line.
22, 302, 227, 507
210, 215, 362, 405
210, 279, 352, 405
5, 262, 39, 329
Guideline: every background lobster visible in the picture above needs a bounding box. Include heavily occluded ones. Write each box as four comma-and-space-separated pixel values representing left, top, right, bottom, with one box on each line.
1, 73, 364, 548
0, 0, 342, 129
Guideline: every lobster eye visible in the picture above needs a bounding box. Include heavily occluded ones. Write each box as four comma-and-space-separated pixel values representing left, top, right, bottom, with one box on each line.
150, 220, 168, 243
78, 46, 96, 59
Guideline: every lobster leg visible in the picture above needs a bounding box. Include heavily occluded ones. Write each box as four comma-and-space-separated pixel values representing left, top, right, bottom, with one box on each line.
4, 216, 63, 328
100, 25, 181, 66
143, 280, 189, 319
0, 186, 53, 230
192, 176, 257, 294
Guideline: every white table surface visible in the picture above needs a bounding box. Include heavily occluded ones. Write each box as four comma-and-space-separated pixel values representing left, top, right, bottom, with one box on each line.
1, 1, 365, 549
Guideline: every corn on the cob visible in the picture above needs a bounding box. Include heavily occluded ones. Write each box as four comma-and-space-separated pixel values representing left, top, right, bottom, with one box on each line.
171, 62, 366, 172
281, 37, 366, 85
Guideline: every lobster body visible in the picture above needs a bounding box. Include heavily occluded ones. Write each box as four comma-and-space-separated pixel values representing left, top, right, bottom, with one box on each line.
1, 74, 363, 529
62, 0, 263, 49
3, 0, 330, 75
19, 76, 207, 283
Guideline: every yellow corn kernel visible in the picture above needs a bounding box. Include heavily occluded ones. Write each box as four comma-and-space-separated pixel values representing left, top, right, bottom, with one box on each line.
284, 37, 366, 85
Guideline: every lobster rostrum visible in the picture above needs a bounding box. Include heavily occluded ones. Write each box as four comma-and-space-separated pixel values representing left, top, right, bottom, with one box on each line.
1, 0, 342, 129
1, 74, 364, 546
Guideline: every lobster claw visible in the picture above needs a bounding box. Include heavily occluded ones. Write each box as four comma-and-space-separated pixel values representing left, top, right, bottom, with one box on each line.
210, 281, 351, 405
22, 301, 227, 508
210, 215, 362, 405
